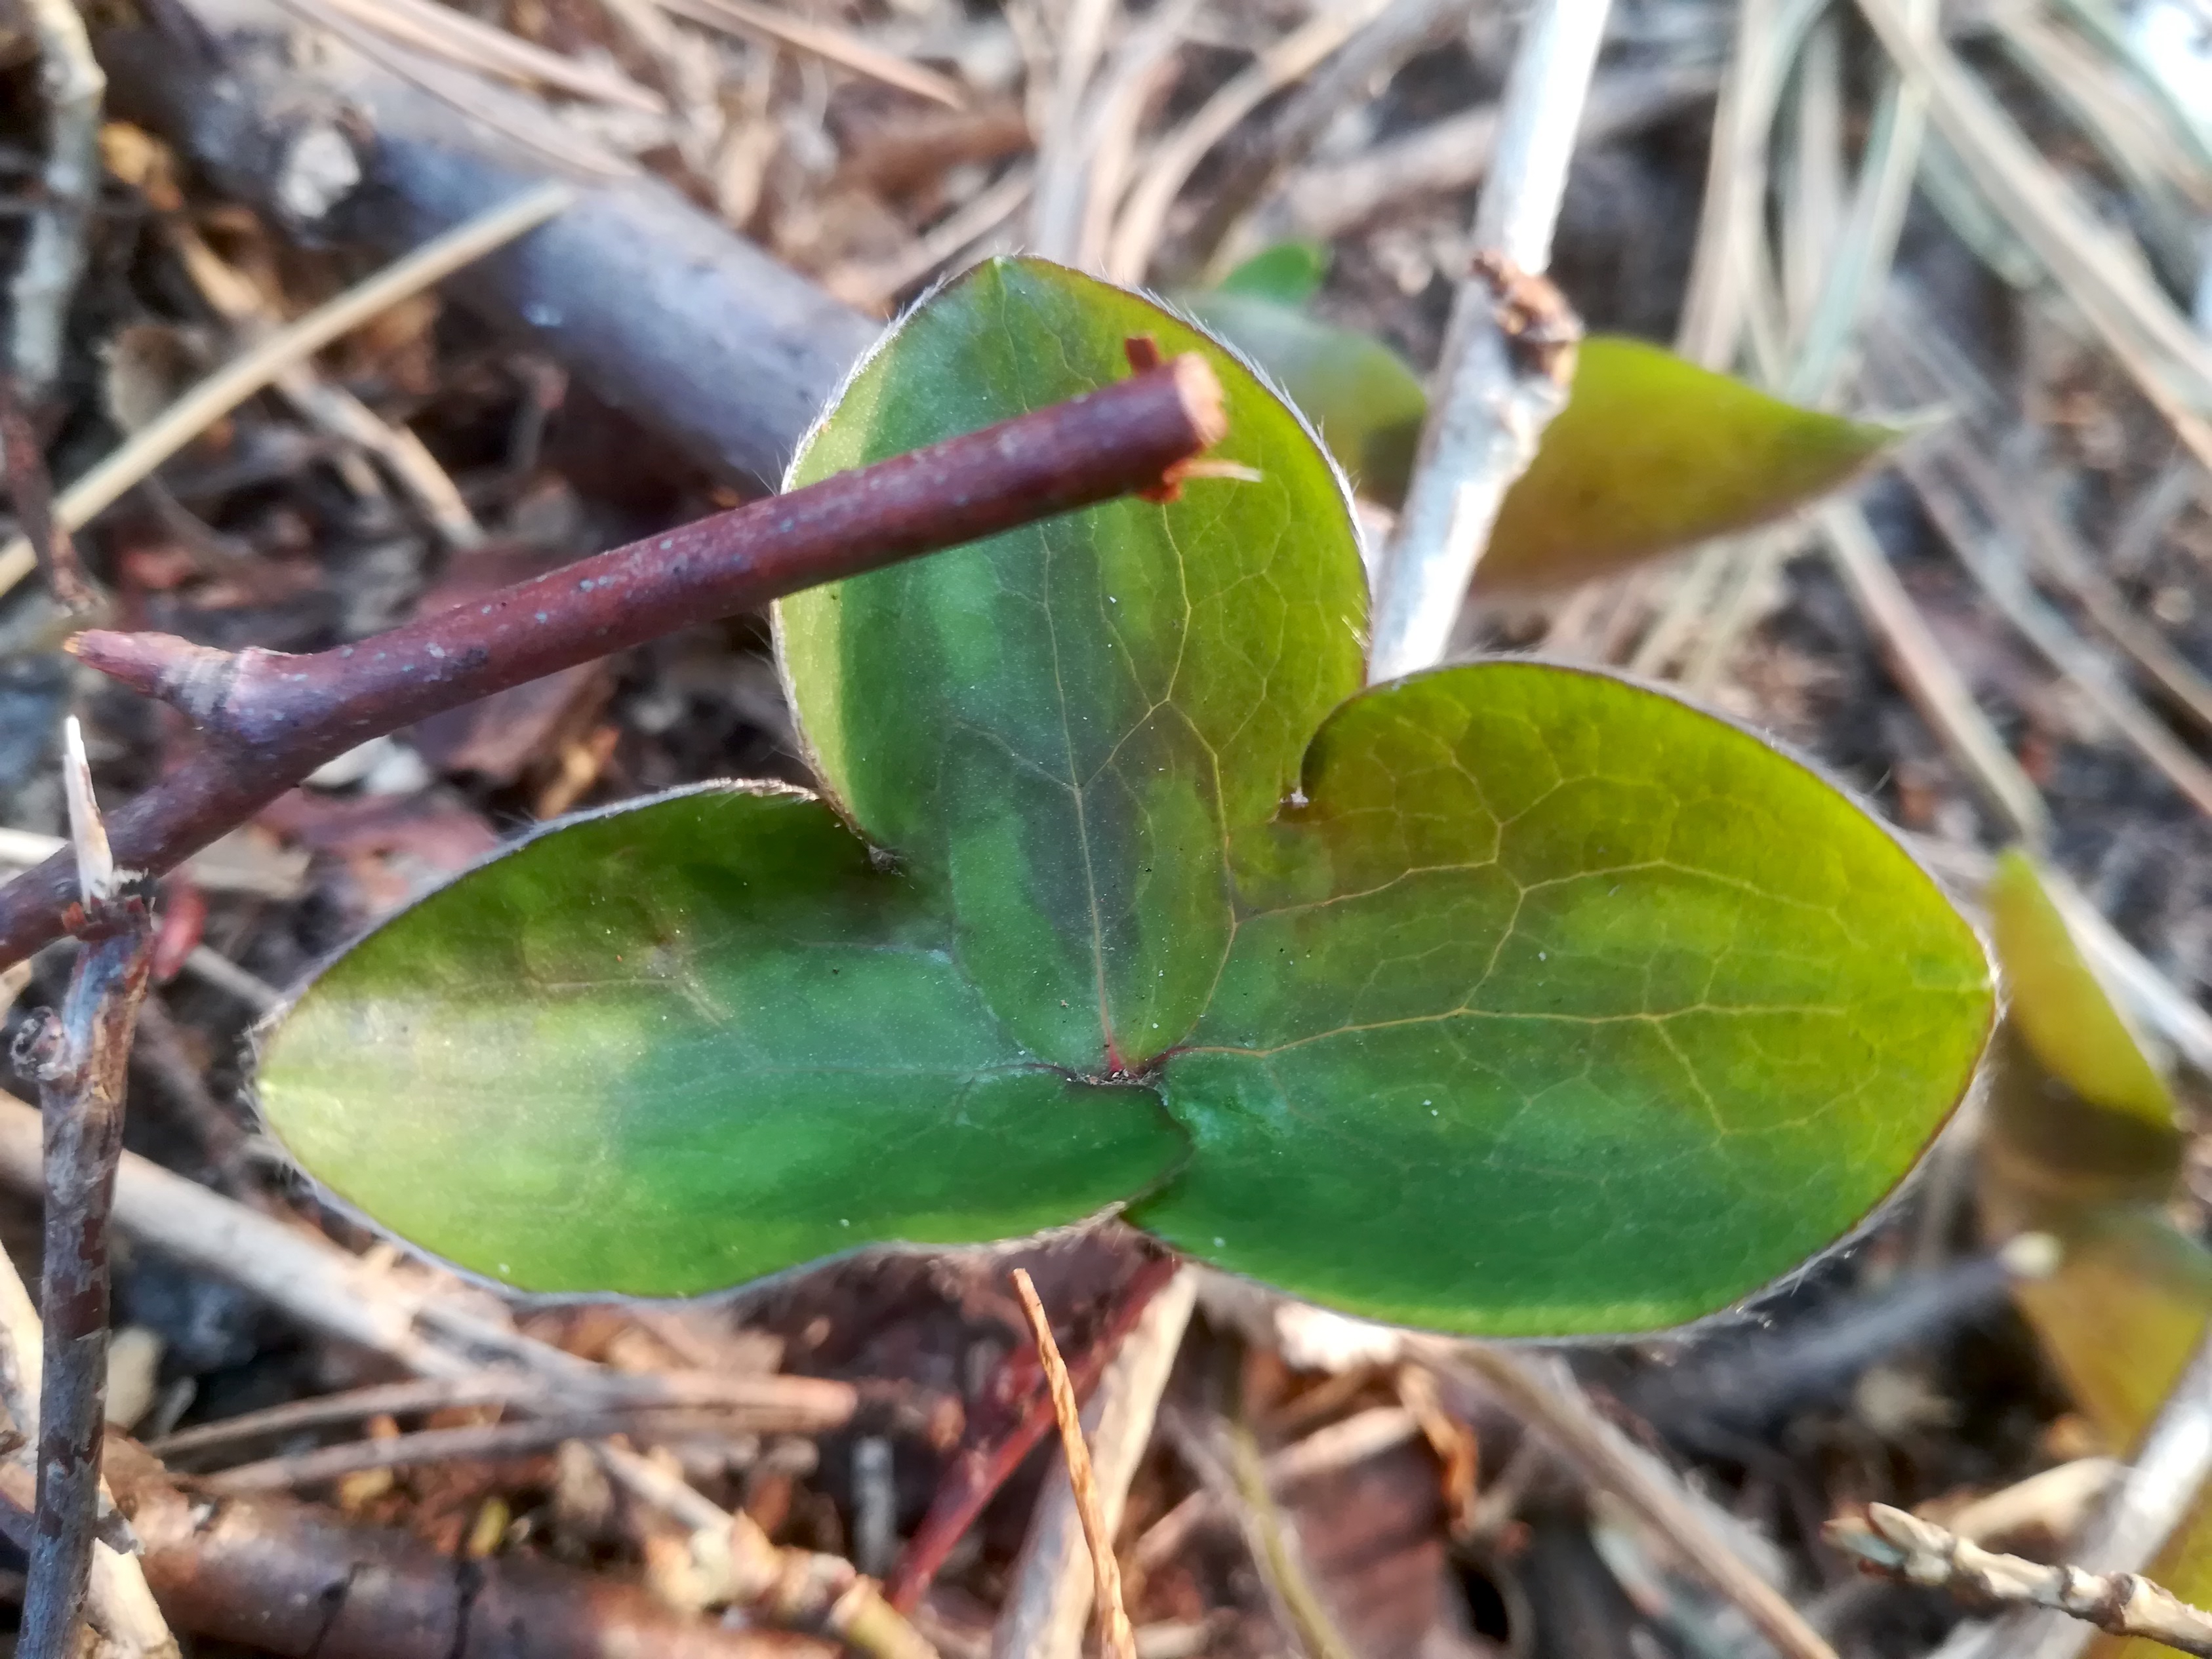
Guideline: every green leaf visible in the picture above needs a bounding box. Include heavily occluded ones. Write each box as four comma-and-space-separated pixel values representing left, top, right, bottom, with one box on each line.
1988, 849, 2178, 1130
779, 258, 1367, 1073
1481, 337, 1897, 594
1215, 241, 1332, 306
260, 257, 1995, 1335
1977, 849, 2202, 1452
258, 786, 1184, 1295
1180, 290, 1427, 502
1130, 662, 1994, 1334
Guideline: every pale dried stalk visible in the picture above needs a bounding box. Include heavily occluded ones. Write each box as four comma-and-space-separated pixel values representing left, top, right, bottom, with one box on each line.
1367, 0, 1612, 680
1001, 1268, 1146, 1659
0, 184, 573, 602
1832, 1504, 2212, 1656
9, 0, 105, 397
994, 1269, 1197, 1659
1853, 0, 2212, 470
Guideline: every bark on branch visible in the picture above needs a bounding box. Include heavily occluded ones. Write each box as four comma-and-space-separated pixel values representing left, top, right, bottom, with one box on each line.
0, 356, 1228, 970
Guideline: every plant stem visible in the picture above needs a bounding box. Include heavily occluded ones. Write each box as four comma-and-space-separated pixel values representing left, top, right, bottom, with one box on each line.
1366, 0, 1611, 681
12, 725, 157, 1659
0, 355, 1227, 972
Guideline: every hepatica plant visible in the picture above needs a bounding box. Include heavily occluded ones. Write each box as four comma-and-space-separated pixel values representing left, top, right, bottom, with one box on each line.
257, 258, 1996, 1336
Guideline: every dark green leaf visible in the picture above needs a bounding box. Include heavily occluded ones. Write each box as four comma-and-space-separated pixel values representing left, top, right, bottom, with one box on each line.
780, 258, 1367, 1073
1131, 662, 1993, 1334
1481, 337, 1897, 594
258, 786, 1183, 1295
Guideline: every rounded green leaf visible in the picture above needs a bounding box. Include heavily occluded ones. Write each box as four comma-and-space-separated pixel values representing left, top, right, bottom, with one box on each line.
1129, 662, 1994, 1335
1180, 290, 1428, 502
1481, 337, 1897, 595
256, 786, 1184, 1296
778, 256, 1367, 1074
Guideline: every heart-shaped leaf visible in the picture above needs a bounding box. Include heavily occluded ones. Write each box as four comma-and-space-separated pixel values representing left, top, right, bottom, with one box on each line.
261, 786, 1184, 1294
1131, 662, 1993, 1333
258, 258, 1994, 1335
780, 258, 1367, 1073
1480, 337, 1897, 593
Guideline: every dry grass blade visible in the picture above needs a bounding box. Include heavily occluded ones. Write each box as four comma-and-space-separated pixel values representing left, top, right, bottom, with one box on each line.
1820, 500, 2053, 844
1274, 61, 1721, 242
827, 165, 1036, 310
0, 182, 571, 604
291, 0, 664, 111
1104, 0, 1393, 283
1439, 1344, 1844, 1659
1853, 0, 2212, 469
1009, 1268, 1135, 1659
655, 0, 963, 106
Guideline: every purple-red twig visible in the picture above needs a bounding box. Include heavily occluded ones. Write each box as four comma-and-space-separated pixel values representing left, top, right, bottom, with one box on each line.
0, 355, 1228, 970
0, 372, 91, 611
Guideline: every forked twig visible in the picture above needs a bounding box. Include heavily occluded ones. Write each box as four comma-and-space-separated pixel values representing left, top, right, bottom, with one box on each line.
1009, 1269, 1136, 1659
0, 355, 1228, 971
9, 722, 159, 1659
1830, 1504, 2212, 1656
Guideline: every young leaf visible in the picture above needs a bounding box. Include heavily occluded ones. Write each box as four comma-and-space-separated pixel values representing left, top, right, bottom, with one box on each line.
1979, 849, 2205, 1451
258, 786, 1183, 1294
1179, 289, 1428, 502
1130, 662, 1994, 1334
780, 259, 1367, 1074
1480, 337, 1897, 594
1988, 849, 2178, 1130
1215, 241, 1332, 306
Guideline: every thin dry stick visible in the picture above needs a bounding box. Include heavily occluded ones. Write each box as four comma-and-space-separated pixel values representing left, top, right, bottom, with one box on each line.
9, 0, 104, 397
993, 1268, 1197, 1659
0, 182, 574, 602
153, 1369, 855, 1460
12, 721, 157, 1659
1009, 1269, 1136, 1659
1030, 0, 1125, 260
0, 374, 91, 610
1439, 1342, 1842, 1659
0, 355, 1228, 970
1367, 0, 1612, 681
1830, 1504, 2212, 1656
0, 1201, 174, 1657
594, 1440, 936, 1659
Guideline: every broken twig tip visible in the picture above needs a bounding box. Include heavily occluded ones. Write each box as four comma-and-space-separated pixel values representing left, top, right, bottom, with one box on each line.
60, 718, 114, 908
